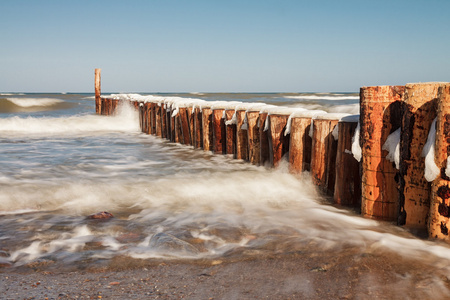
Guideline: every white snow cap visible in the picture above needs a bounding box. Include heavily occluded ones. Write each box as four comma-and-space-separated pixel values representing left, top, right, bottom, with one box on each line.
382, 128, 401, 170
351, 121, 362, 162
284, 110, 327, 136
423, 118, 440, 182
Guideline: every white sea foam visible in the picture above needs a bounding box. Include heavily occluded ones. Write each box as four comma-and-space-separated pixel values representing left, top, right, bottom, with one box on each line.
6, 98, 64, 107
0, 102, 139, 136
284, 95, 359, 101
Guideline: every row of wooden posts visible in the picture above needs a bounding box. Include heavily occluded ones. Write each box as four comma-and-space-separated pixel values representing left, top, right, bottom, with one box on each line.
94, 69, 450, 241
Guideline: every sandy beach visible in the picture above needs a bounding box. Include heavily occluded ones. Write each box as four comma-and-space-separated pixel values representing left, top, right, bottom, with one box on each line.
2, 246, 450, 300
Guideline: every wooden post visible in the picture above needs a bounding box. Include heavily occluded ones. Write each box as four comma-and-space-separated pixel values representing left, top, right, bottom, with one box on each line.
334, 116, 361, 206
310, 115, 343, 194
247, 110, 262, 165
224, 109, 236, 155
400, 83, 440, 231
179, 107, 191, 145
360, 86, 405, 221
202, 107, 214, 151
259, 112, 270, 166
212, 109, 226, 154
236, 110, 249, 161
268, 113, 291, 167
155, 104, 162, 137
187, 106, 195, 146
429, 83, 450, 240
288, 111, 326, 173
194, 107, 203, 149
150, 103, 156, 135
95, 68, 101, 115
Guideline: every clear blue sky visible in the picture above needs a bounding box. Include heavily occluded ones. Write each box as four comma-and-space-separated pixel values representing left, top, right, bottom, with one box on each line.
1, 0, 449, 93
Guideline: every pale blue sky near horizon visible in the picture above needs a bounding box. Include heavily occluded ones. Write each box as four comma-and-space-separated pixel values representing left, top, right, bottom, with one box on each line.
1, 0, 449, 93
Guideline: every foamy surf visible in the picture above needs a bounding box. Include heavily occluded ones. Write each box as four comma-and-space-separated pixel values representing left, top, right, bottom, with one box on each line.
0, 102, 139, 136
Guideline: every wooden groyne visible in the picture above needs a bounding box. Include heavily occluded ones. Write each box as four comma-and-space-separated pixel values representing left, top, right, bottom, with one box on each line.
94, 69, 450, 241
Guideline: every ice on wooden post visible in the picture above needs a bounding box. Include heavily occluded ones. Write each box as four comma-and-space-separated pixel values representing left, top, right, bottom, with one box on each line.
288, 110, 326, 174
334, 115, 361, 206
360, 86, 404, 221
266, 107, 299, 167
399, 83, 440, 231
429, 83, 450, 241
310, 113, 349, 195
224, 109, 236, 155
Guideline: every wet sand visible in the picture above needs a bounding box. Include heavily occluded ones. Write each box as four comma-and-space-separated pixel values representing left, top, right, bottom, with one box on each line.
2, 247, 450, 299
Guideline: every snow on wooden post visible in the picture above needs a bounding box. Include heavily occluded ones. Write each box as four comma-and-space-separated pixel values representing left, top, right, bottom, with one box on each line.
360, 86, 404, 221
95, 68, 101, 115
310, 115, 344, 195
187, 107, 195, 146
334, 116, 361, 206
224, 109, 236, 155
259, 112, 270, 166
288, 111, 326, 174
202, 106, 214, 151
400, 83, 440, 231
247, 110, 262, 165
236, 110, 249, 161
155, 104, 162, 137
429, 83, 450, 240
268, 111, 291, 167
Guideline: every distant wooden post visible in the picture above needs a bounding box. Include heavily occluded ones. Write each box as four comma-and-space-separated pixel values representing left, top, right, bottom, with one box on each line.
95, 68, 101, 115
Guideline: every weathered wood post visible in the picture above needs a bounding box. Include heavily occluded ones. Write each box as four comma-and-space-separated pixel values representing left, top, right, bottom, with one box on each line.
202, 105, 214, 152
212, 107, 226, 154
267, 108, 298, 167
246, 109, 262, 165
155, 104, 162, 137
235, 109, 249, 161
193, 105, 203, 149
150, 103, 157, 135
259, 110, 271, 166
400, 83, 440, 231
429, 83, 450, 240
224, 109, 236, 155
288, 111, 326, 174
360, 86, 405, 221
95, 68, 101, 115
334, 115, 361, 206
311, 114, 348, 195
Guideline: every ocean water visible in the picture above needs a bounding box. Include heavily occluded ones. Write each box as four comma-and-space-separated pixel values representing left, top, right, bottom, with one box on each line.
1, 92, 450, 280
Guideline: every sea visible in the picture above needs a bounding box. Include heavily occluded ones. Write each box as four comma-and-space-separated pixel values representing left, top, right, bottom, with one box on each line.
1, 92, 450, 284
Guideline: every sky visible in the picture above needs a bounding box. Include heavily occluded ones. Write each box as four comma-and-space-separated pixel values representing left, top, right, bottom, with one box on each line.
1, 0, 449, 93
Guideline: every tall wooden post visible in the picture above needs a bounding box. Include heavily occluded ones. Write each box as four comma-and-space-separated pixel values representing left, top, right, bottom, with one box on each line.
360, 86, 405, 221
95, 68, 101, 115
400, 83, 440, 231
429, 83, 450, 240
